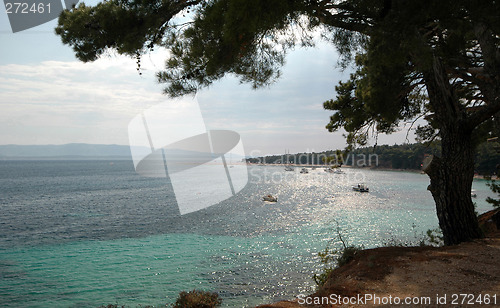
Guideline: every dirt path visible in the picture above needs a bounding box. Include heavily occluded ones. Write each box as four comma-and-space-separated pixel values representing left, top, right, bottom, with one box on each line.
339, 234, 500, 307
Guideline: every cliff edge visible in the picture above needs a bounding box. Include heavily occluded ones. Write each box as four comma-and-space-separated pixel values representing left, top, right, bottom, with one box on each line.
258, 209, 500, 307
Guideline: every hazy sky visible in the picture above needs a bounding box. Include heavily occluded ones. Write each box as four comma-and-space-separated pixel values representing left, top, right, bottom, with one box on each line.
0, 3, 417, 156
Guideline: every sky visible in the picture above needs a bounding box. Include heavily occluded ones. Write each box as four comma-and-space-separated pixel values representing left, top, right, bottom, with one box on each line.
0, 2, 417, 156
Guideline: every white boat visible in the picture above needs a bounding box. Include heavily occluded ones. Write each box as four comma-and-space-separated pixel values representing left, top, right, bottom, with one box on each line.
325, 167, 344, 174
284, 166, 294, 171
300, 168, 309, 174
471, 190, 477, 198
353, 183, 369, 192
262, 195, 278, 202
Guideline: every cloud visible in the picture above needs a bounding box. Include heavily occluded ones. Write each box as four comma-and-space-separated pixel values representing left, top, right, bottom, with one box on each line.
0, 51, 172, 145
1, 41, 347, 151
0, 38, 415, 153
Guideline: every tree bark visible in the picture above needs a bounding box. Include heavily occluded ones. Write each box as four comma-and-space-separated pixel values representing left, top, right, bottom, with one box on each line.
424, 130, 483, 245
422, 55, 483, 246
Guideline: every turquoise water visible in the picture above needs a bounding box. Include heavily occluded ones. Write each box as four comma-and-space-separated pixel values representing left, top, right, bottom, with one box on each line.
0, 162, 496, 307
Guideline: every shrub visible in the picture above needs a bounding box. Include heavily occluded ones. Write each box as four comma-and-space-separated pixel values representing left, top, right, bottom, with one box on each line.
337, 246, 360, 267
98, 304, 153, 308
313, 267, 333, 287
171, 290, 222, 308
425, 228, 444, 246
313, 222, 361, 288
486, 174, 500, 208
382, 225, 444, 247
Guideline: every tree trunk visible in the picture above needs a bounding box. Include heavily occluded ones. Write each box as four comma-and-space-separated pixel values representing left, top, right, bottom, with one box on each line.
422, 55, 483, 246
423, 130, 483, 245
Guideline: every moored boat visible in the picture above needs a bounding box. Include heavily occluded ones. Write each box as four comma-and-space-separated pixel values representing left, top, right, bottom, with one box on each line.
262, 194, 278, 202
353, 183, 369, 192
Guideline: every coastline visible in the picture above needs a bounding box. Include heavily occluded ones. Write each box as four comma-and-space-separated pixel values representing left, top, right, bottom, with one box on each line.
256, 209, 500, 308
248, 163, 498, 179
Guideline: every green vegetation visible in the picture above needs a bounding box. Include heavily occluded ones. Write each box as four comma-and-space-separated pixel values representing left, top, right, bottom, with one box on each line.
98, 305, 152, 308
486, 180, 500, 208
485, 136, 500, 208
171, 290, 222, 308
313, 245, 361, 288
314, 225, 444, 289
351, 143, 439, 170
56, 1, 499, 245
97, 290, 222, 308
318, 2, 498, 246
313, 224, 362, 288
476, 142, 500, 176
486, 163, 500, 208
425, 228, 445, 247
381, 224, 444, 248
247, 142, 499, 175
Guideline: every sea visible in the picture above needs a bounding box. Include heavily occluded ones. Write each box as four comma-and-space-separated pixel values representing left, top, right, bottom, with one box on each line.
0, 160, 496, 307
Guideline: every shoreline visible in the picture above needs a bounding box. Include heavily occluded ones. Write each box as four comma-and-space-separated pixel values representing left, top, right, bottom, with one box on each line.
257, 209, 500, 308
248, 163, 498, 179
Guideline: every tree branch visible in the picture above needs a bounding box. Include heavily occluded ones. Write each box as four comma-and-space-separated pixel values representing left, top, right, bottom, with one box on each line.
467, 100, 500, 130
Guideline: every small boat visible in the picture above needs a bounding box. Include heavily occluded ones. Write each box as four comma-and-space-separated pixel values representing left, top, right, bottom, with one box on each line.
333, 169, 345, 174
262, 194, 278, 202
284, 166, 294, 171
324, 167, 334, 173
353, 184, 369, 192
300, 168, 309, 174
471, 190, 477, 198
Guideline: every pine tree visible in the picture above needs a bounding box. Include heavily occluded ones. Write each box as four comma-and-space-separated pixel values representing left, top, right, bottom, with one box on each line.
56, 0, 500, 245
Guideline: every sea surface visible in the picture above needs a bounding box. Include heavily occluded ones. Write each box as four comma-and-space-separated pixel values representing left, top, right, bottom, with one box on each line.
0, 161, 496, 307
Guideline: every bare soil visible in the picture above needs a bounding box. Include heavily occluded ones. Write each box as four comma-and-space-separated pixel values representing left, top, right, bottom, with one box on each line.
257, 211, 500, 308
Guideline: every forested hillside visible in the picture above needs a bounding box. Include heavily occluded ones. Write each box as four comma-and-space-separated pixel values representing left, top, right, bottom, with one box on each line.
247, 142, 499, 175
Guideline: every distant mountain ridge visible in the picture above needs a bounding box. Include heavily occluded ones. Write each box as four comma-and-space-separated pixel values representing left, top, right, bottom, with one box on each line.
0, 143, 133, 159
0, 143, 248, 162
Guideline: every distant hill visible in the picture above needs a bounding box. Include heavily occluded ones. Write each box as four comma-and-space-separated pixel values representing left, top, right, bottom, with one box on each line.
0, 143, 248, 162
0, 144, 133, 160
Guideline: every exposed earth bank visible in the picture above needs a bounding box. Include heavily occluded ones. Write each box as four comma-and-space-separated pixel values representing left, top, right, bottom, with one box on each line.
257, 209, 500, 307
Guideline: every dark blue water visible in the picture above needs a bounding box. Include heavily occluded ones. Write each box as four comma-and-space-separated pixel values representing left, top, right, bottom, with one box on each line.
0, 160, 180, 247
